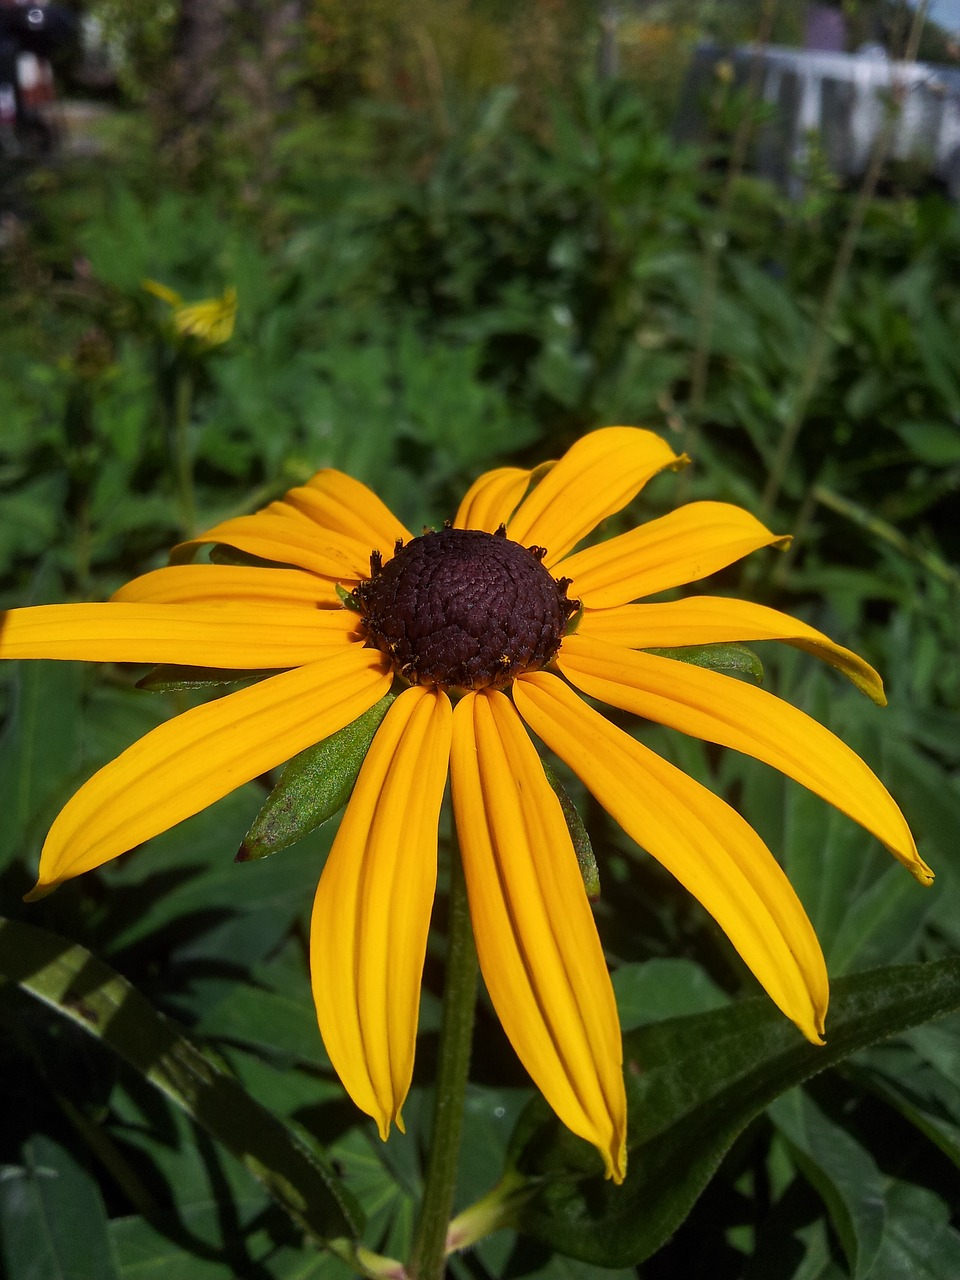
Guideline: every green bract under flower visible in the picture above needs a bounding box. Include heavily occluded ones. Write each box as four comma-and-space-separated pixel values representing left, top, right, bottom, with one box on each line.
0, 426, 933, 1185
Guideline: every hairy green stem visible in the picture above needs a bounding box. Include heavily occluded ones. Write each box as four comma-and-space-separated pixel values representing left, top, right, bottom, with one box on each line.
408, 846, 479, 1280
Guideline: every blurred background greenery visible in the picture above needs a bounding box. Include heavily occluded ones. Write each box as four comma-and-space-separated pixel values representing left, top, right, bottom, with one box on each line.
1, 1, 959, 1277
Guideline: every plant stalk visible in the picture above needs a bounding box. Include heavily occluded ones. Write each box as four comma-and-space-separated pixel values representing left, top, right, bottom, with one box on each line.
408, 845, 479, 1280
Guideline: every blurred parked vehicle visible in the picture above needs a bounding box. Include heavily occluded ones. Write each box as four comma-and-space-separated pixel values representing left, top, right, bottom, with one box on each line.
0, 0, 77, 157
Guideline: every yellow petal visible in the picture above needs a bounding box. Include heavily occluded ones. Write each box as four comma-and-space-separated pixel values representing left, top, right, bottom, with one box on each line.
450, 689, 626, 1182
453, 467, 533, 532
142, 278, 182, 306
262, 499, 318, 524
173, 512, 371, 580
579, 596, 886, 703
506, 427, 685, 567
112, 564, 338, 607
558, 634, 932, 884
560, 502, 789, 608
29, 648, 391, 896
514, 673, 829, 1043
174, 288, 237, 346
0, 603, 357, 667
311, 687, 451, 1138
285, 470, 412, 558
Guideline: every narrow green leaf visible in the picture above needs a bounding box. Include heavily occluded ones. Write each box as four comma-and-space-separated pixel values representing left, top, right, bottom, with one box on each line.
136, 665, 279, 692
0, 917, 362, 1248
237, 693, 395, 862
508, 958, 960, 1267
646, 642, 764, 683
542, 763, 599, 899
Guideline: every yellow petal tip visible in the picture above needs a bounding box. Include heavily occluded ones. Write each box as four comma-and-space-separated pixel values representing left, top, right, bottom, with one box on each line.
24, 879, 58, 903
373, 1108, 406, 1142
796, 1008, 826, 1047
603, 1138, 627, 1185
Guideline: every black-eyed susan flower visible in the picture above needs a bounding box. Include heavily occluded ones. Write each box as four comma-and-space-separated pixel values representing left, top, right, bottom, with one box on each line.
0, 428, 932, 1185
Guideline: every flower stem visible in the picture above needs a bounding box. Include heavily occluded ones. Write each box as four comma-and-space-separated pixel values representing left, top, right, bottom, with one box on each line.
408, 844, 478, 1280
173, 364, 197, 536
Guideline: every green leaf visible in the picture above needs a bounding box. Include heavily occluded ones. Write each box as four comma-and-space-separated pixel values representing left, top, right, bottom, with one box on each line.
111, 1195, 354, 1280
768, 1090, 885, 1278
827, 860, 937, 974
852, 1062, 960, 1171
611, 958, 729, 1032
508, 958, 960, 1267
0, 1134, 120, 1280
867, 1182, 960, 1278
0, 659, 85, 867
893, 421, 960, 466
783, 1219, 850, 1280
542, 763, 599, 899
238, 693, 395, 861
136, 665, 279, 692
0, 917, 362, 1248
646, 642, 764, 684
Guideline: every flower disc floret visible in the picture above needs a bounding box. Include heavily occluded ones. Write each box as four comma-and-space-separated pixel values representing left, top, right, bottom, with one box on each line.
353, 526, 578, 690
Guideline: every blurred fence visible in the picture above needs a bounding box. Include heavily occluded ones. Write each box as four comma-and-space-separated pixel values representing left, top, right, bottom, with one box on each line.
679, 41, 960, 197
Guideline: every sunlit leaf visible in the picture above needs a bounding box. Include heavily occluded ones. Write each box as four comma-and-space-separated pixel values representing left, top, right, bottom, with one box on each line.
0, 917, 362, 1248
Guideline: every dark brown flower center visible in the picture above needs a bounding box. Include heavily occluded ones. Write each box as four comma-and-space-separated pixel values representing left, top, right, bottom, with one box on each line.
352, 527, 578, 690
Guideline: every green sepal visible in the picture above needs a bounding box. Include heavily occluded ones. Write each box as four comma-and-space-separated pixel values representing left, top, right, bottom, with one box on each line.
237, 692, 396, 861
542, 762, 599, 900
336, 582, 361, 611
136, 664, 280, 692
505, 956, 960, 1268
564, 602, 584, 635
646, 641, 764, 683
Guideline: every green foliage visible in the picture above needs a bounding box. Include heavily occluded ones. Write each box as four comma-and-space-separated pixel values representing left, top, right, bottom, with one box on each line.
508, 959, 960, 1267
239, 693, 395, 861
1, 30, 959, 1279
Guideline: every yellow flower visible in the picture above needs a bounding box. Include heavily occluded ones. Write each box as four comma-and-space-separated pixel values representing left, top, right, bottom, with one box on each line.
0, 427, 931, 1185
142, 278, 237, 347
